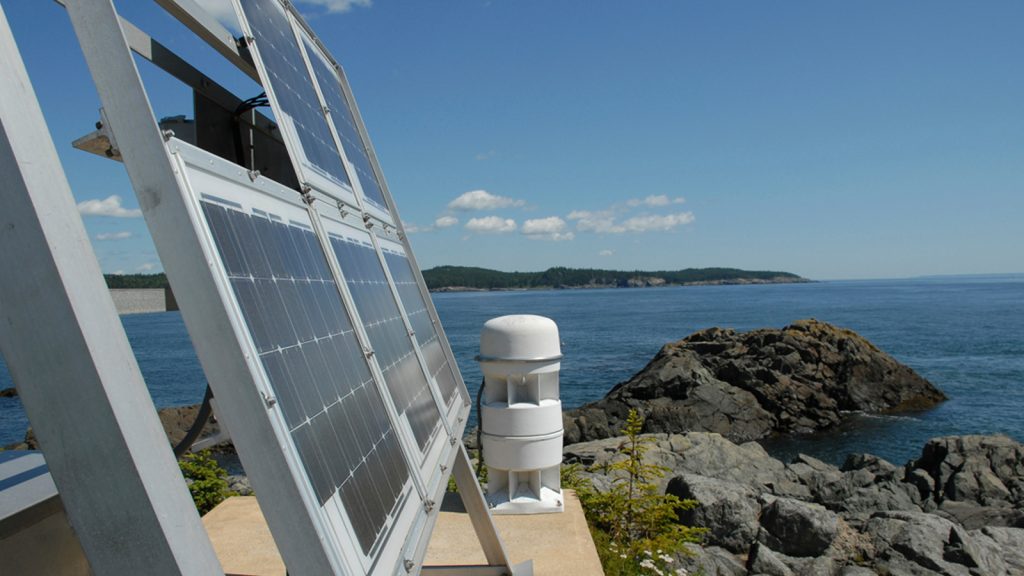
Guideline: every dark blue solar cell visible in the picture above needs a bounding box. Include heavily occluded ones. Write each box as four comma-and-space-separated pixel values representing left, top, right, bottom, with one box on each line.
202, 203, 247, 276
201, 200, 410, 555
292, 423, 333, 504
382, 252, 459, 403
329, 236, 441, 448
239, 0, 350, 188
303, 38, 388, 212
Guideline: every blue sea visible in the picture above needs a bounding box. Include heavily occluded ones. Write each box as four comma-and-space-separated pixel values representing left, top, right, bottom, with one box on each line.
2, 275, 1022, 466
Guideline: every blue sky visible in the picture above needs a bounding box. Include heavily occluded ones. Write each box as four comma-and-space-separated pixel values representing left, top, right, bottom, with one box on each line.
4, 1, 1022, 280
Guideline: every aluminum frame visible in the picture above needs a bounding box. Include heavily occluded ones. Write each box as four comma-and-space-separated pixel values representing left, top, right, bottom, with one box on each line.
0, 5, 223, 573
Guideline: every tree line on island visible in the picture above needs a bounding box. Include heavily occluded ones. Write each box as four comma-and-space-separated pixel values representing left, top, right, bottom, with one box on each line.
103, 266, 807, 292
420, 266, 806, 291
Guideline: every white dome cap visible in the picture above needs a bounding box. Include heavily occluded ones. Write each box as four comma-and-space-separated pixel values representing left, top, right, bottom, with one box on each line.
479, 315, 560, 361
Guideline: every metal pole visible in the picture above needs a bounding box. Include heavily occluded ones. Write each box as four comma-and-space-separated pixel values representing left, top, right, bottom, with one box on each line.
0, 4, 223, 574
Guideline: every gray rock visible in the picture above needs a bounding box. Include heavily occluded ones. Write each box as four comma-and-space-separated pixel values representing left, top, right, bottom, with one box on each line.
747, 542, 795, 576
908, 435, 1024, 508
226, 475, 253, 496
564, 320, 946, 444
666, 474, 760, 553
563, 431, 790, 494
974, 527, 1024, 575
935, 500, 1024, 530
866, 510, 991, 575
758, 497, 838, 557
676, 544, 746, 576
564, 430, 1024, 574
837, 567, 877, 576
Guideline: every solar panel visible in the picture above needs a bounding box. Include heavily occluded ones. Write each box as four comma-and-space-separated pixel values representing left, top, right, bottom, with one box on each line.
303, 37, 389, 213
200, 197, 412, 557
381, 247, 460, 405
57, 0, 514, 572
325, 230, 442, 450
237, 0, 352, 190
161, 140, 435, 571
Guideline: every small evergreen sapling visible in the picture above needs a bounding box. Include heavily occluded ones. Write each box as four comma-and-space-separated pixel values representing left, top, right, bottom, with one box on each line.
178, 450, 236, 515
579, 409, 705, 575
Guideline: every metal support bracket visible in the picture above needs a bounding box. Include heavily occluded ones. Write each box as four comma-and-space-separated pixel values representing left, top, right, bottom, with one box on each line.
420, 444, 533, 576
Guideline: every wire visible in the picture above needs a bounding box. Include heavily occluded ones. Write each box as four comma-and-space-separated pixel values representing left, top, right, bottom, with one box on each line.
234, 91, 269, 116
173, 385, 215, 458
475, 377, 485, 479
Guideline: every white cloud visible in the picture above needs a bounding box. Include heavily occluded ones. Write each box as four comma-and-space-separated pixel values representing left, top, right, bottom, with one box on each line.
620, 212, 695, 232
599, 249, 614, 257
434, 215, 459, 229
475, 150, 496, 161
521, 216, 566, 235
77, 195, 142, 218
193, 0, 237, 27
448, 190, 525, 211
568, 209, 624, 234
627, 194, 685, 207
465, 216, 517, 234
403, 223, 426, 234
137, 262, 156, 272
195, 0, 370, 31
569, 207, 694, 234
299, 0, 372, 13
95, 231, 133, 241
520, 216, 574, 241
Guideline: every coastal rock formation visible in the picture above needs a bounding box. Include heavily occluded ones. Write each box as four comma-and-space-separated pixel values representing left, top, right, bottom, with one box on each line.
564, 319, 947, 444
564, 432, 1024, 575
158, 403, 225, 450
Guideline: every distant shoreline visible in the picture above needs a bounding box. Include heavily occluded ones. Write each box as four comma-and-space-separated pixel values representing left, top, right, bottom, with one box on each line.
430, 276, 811, 293
423, 265, 810, 292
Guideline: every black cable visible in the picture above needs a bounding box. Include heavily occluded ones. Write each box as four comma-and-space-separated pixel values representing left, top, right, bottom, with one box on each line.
233, 91, 269, 116
475, 377, 485, 479
232, 92, 270, 168
173, 385, 215, 458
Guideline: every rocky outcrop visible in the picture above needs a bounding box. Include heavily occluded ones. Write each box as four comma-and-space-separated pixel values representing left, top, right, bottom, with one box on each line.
158, 403, 226, 451
566, 432, 1024, 575
564, 319, 946, 444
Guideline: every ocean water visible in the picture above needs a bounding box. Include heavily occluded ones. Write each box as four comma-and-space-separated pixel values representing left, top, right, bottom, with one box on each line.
2, 275, 1021, 466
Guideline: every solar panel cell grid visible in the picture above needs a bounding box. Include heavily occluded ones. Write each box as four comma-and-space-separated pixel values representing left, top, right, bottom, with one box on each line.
240, 0, 351, 188
329, 236, 441, 449
304, 38, 388, 212
201, 200, 408, 555
383, 251, 460, 404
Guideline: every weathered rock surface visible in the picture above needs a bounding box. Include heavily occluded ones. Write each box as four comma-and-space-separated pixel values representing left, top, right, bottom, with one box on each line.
158, 403, 229, 452
567, 431, 1024, 575
564, 319, 947, 444
758, 497, 838, 557
668, 474, 760, 553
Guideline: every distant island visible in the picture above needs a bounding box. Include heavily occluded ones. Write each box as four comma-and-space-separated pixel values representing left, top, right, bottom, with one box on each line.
103, 267, 809, 293
105, 273, 169, 289
421, 266, 808, 292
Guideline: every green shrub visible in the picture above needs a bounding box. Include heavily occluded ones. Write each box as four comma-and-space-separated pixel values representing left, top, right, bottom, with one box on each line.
571, 409, 706, 575
179, 450, 236, 515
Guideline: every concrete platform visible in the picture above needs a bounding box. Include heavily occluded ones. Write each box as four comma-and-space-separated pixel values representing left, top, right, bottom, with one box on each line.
202, 490, 602, 575
425, 489, 603, 576
202, 497, 285, 576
